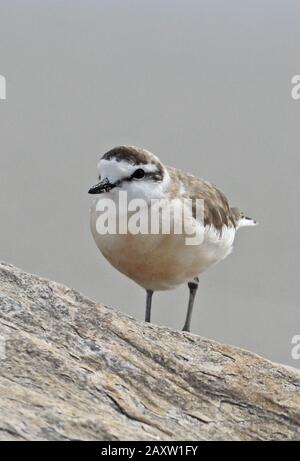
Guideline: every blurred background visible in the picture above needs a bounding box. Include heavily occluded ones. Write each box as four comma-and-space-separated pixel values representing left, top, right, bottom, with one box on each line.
0, 0, 299, 367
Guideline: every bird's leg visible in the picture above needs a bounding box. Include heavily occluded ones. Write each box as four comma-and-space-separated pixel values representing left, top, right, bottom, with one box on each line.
182, 277, 199, 332
145, 289, 153, 323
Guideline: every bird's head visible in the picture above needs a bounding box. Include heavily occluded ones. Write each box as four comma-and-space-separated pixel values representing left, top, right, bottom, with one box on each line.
88, 146, 169, 201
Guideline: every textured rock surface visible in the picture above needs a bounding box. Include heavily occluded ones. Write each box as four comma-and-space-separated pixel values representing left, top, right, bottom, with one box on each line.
0, 262, 299, 441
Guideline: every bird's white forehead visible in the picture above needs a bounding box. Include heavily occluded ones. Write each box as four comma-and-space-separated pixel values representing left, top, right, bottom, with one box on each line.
97, 158, 158, 182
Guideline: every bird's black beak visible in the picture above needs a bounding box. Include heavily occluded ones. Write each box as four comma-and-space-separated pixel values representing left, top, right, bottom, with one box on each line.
88, 178, 116, 194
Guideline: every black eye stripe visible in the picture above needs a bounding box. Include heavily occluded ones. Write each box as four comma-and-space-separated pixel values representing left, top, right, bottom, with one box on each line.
126, 170, 163, 182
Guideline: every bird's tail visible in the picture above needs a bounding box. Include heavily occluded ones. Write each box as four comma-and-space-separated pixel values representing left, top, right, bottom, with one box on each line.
231, 207, 258, 229
237, 216, 258, 228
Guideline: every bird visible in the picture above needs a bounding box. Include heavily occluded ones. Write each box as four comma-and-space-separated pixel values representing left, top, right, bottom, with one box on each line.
89, 145, 256, 332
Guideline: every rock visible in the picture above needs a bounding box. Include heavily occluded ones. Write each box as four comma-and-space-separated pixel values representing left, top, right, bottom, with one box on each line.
0, 262, 299, 441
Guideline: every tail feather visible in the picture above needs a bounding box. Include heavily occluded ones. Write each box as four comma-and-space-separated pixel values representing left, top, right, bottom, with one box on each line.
230, 207, 258, 229
237, 215, 258, 229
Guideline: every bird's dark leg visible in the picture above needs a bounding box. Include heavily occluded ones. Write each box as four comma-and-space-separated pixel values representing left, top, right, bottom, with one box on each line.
182, 277, 199, 332
145, 289, 153, 323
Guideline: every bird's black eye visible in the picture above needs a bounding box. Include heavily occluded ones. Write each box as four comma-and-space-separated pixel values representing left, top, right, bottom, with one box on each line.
132, 168, 145, 179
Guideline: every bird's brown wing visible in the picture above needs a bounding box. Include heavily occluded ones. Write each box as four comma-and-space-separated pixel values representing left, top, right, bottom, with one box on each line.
166, 166, 241, 231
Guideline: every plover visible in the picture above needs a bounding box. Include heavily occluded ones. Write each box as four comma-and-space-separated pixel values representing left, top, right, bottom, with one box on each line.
89, 146, 256, 332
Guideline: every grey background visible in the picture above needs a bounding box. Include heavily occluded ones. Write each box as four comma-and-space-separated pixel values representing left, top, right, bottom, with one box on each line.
0, 0, 299, 367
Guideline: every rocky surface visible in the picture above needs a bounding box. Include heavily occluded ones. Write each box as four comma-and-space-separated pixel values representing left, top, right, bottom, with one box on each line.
0, 262, 299, 441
